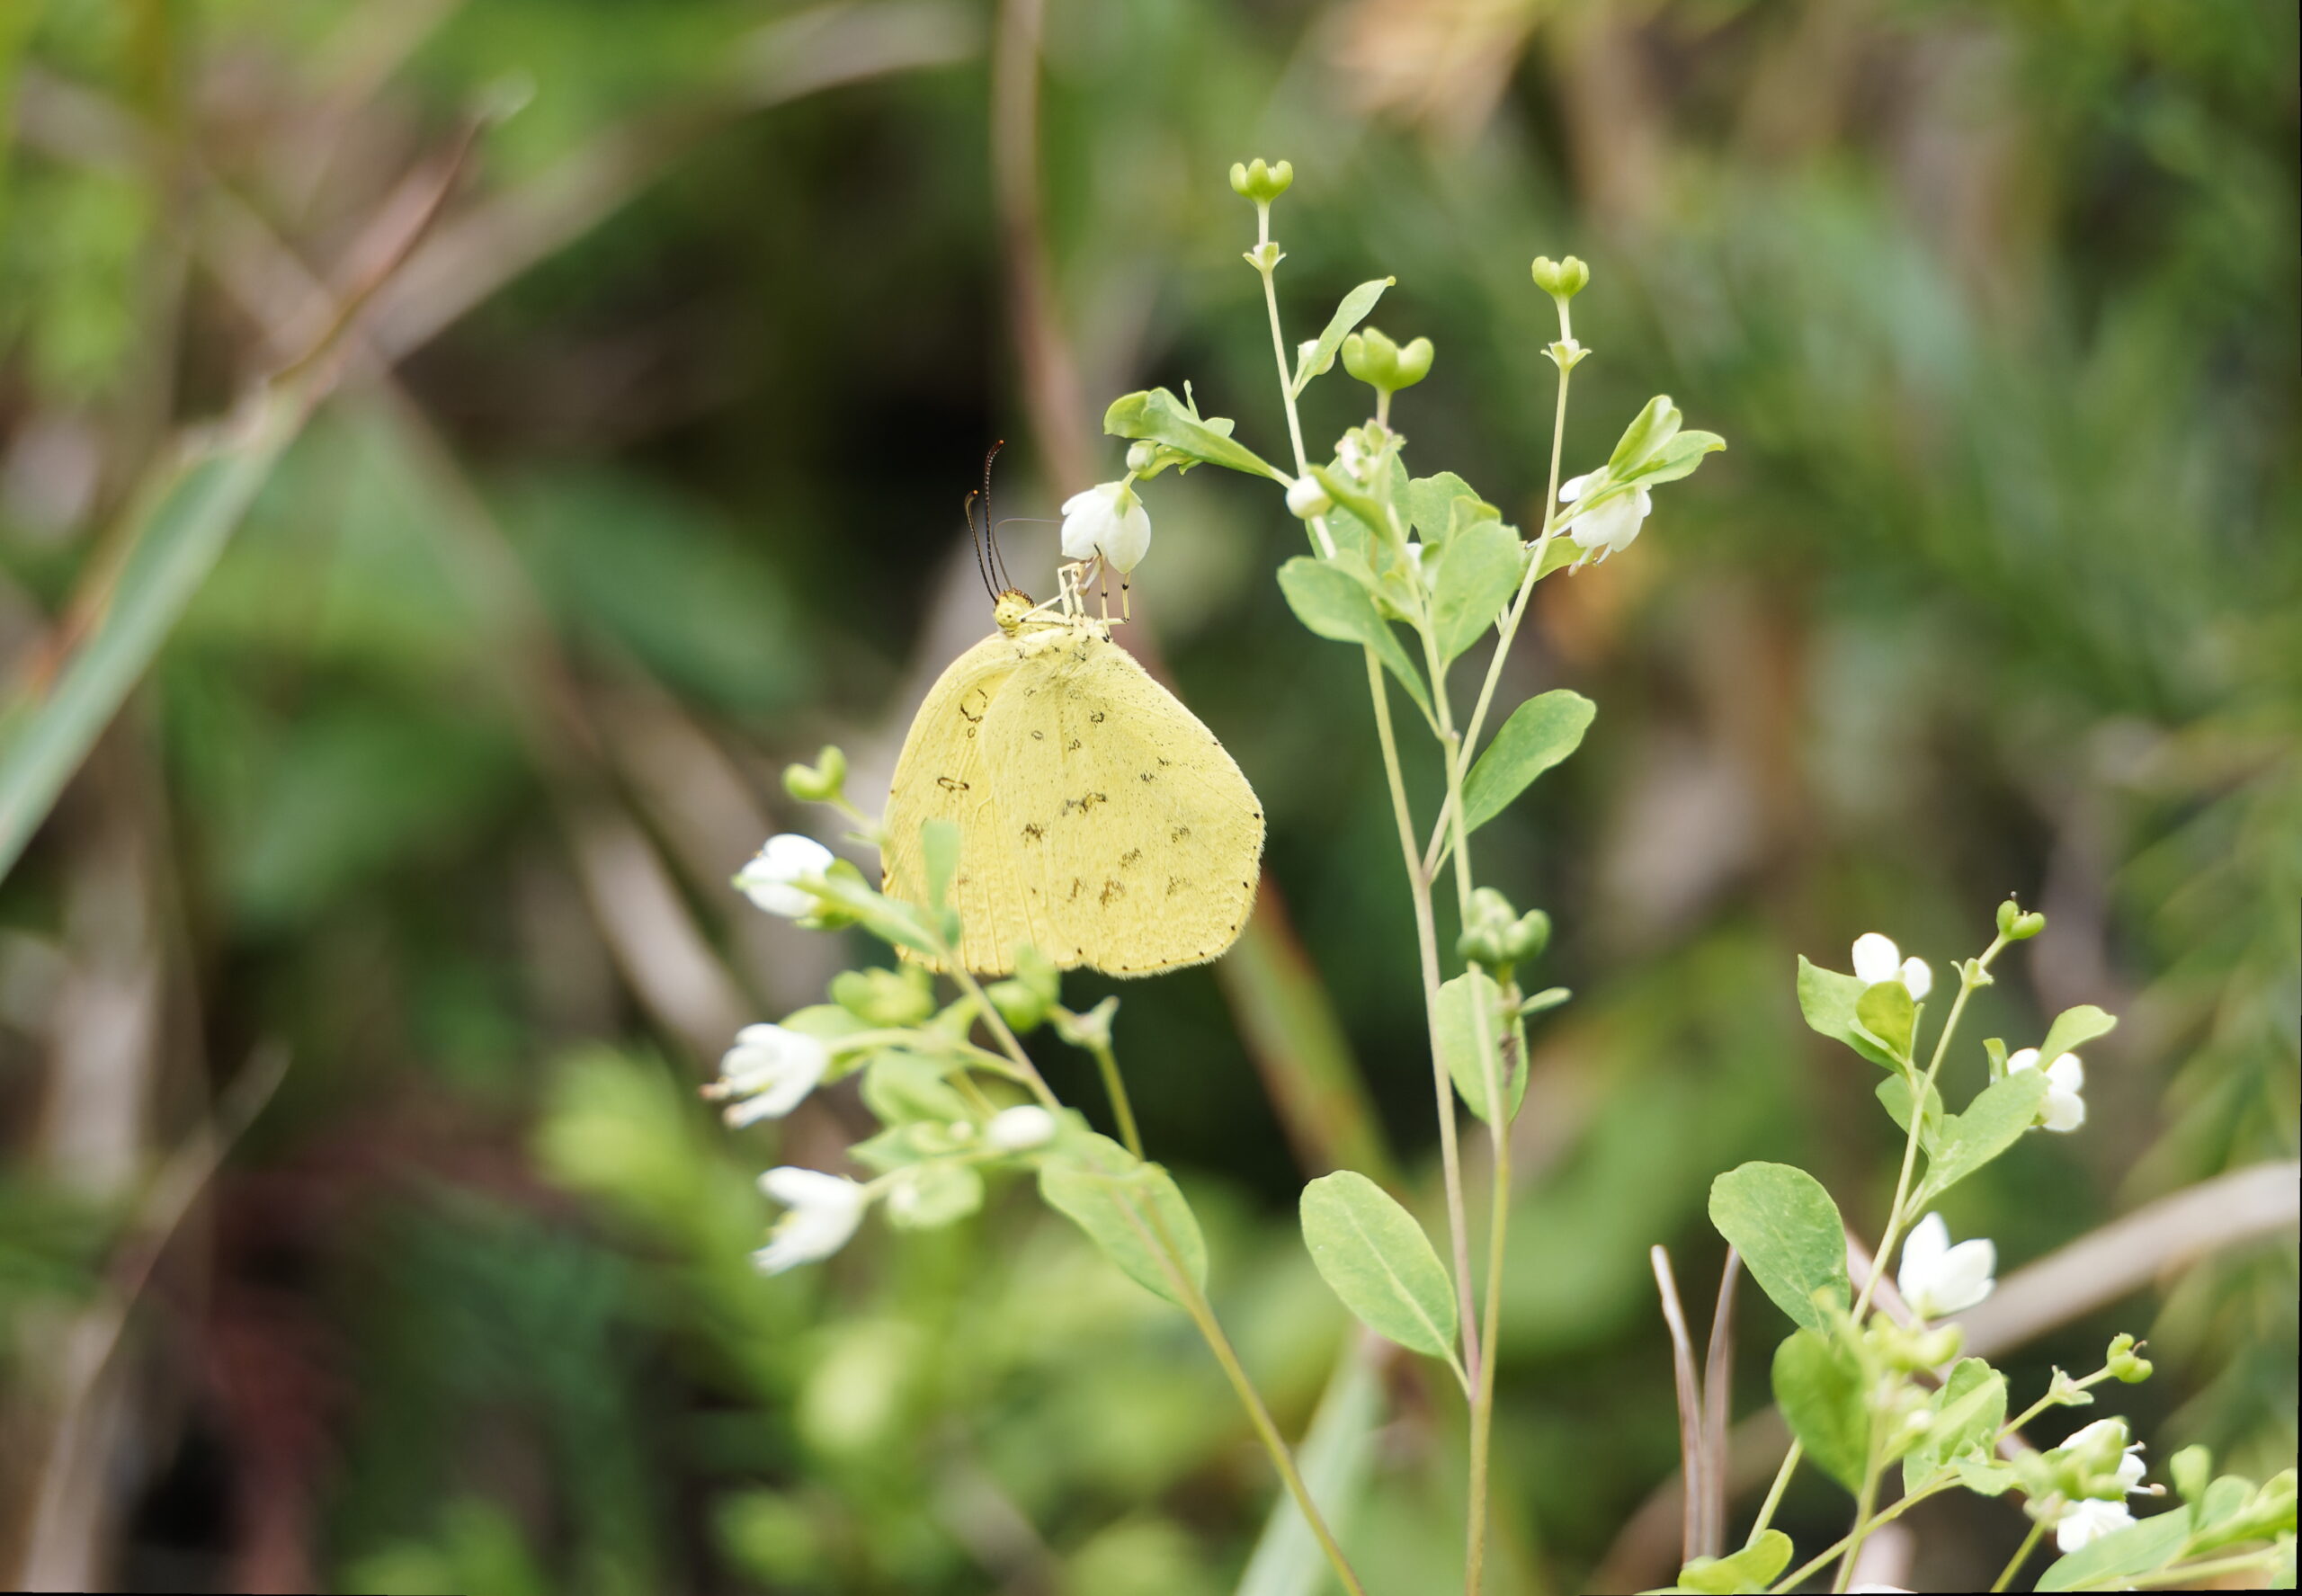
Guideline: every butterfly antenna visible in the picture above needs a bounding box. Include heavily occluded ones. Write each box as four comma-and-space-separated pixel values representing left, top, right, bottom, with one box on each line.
963, 489, 996, 602
981, 440, 1015, 593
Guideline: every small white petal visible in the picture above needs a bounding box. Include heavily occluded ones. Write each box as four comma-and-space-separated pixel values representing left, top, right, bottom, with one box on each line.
754, 1167, 869, 1273
986, 1105, 1057, 1152
1900, 957, 1933, 1001
2055, 1499, 2134, 1554
736, 834, 835, 917
1286, 475, 1333, 519
1898, 1212, 1995, 1318
2007, 1047, 2041, 1071
2013, 1049, 2088, 1132
1851, 932, 1903, 985
1558, 471, 1594, 504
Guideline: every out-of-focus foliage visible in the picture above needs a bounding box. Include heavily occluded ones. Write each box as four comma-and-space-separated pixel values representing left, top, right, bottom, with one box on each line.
0, 0, 2292, 1592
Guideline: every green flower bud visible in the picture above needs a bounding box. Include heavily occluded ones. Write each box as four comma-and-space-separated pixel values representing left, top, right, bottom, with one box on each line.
1996, 896, 2047, 941
1227, 156, 1294, 204
1501, 907, 1551, 965
830, 964, 937, 1028
1530, 254, 1589, 300
2106, 1333, 2155, 1384
783, 745, 849, 804
986, 977, 1048, 1034
1051, 994, 1119, 1051
1456, 887, 1518, 968
2170, 1444, 2213, 1504
1342, 326, 1433, 396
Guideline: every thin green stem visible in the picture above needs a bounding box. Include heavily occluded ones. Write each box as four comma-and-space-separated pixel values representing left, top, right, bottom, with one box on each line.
2002, 1368, 2114, 1440
1852, 934, 2007, 1322
1767, 1480, 1949, 1593
941, 961, 1063, 1113
1253, 207, 1310, 477
1365, 651, 1483, 1386
1831, 1441, 1886, 1592
1748, 1442, 1802, 1543
1114, 1185, 1369, 1596
1990, 1519, 2047, 1592
1089, 1040, 1143, 1159
1466, 1107, 1512, 1594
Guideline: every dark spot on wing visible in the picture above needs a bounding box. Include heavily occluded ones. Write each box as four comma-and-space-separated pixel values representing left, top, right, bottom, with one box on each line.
1090, 710, 1106, 723
1099, 879, 1124, 905
1139, 771, 1155, 782
1120, 849, 1141, 867
1068, 878, 1084, 901
1031, 729, 1045, 740
1066, 738, 1083, 752
937, 776, 969, 791
1171, 825, 1191, 843
1022, 823, 1046, 842
959, 688, 990, 722
1165, 876, 1184, 896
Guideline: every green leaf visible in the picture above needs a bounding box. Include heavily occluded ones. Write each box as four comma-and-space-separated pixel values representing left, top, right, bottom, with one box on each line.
1606, 395, 1683, 476
1459, 691, 1595, 835
1291, 278, 1394, 397
2037, 1509, 2195, 1591
1405, 471, 1493, 545
2039, 1004, 2118, 1064
884, 1163, 984, 1229
1307, 464, 1395, 544
1298, 1172, 1459, 1361
1619, 430, 1726, 489
1437, 969, 1520, 1125
1102, 388, 1281, 480
1796, 957, 1900, 1069
1039, 1134, 1208, 1307
1532, 532, 1585, 579
1709, 1163, 1850, 1333
1855, 980, 1915, 1062
1874, 1074, 1945, 1148
1673, 1530, 1794, 1594
921, 818, 960, 912
1914, 1067, 2051, 1208
1902, 1358, 2007, 1494
0, 386, 308, 879
1772, 1330, 1871, 1492
1427, 521, 1524, 664
1277, 557, 1432, 718
861, 1053, 969, 1126
1954, 1458, 2018, 1495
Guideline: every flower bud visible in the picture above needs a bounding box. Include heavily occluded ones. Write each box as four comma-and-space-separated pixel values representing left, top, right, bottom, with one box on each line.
986, 1104, 1057, 1152
1342, 326, 1433, 396
1243, 239, 1284, 272
782, 745, 849, 805
1286, 475, 1333, 520
1530, 254, 1589, 300
985, 976, 1049, 1034
1227, 156, 1294, 204
2106, 1333, 2155, 1384
1126, 441, 1159, 473
2170, 1444, 2213, 1504
830, 965, 936, 1028
1997, 897, 2047, 940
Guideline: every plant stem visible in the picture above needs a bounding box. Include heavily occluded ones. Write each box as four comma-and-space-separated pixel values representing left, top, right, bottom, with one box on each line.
2124, 1548, 2298, 1590
1767, 1481, 1948, 1593
1089, 1039, 1144, 1159
1748, 1441, 1802, 1543
1832, 1445, 1884, 1594
942, 960, 1064, 1112
1365, 652, 1483, 1385
1990, 1519, 2047, 1592
1852, 934, 2007, 1322
1253, 204, 1310, 478
1116, 1187, 1369, 1596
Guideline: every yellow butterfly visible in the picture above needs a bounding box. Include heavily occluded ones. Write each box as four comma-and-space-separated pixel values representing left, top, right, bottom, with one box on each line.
882, 483, 1263, 977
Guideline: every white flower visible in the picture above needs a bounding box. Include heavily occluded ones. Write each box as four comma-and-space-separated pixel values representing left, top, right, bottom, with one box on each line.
1059, 481, 1151, 574
2054, 1498, 2135, 1554
1896, 1211, 1996, 1319
1851, 932, 1904, 985
705, 1023, 830, 1127
1900, 957, 1933, 1001
2008, 1048, 2087, 1132
1557, 471, 1651, 564
754, 1167, 868, 1273
2061, 1419, 2149, 1496
736, 834, 835, 917
1335, 430, 1374, 484
1285, 474, 1333, 519
986, 1104, 1057, 1152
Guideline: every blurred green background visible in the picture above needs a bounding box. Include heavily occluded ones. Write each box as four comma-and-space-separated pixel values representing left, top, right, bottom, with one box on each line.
0, 0, 2295, 1591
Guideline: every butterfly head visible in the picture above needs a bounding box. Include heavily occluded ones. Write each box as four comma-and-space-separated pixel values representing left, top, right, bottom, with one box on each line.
993, 588, 1037, 635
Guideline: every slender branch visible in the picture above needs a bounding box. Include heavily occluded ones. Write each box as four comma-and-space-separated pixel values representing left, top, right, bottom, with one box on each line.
1990, 1519, 2046, 1592
1088, 1039, 1144, 1159
1747, 1441, 1802, 1544
1852, 933, 2007, 1322
1651, 1247, 1707, 1570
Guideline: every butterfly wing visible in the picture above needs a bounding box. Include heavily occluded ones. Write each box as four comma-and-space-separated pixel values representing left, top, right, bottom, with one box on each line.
882, 632, 1046, 974
983, 630, 1263, 976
